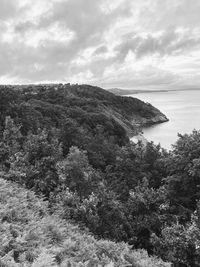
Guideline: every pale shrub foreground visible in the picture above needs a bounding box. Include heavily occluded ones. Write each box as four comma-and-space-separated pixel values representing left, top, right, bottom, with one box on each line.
0, 178, 170, 267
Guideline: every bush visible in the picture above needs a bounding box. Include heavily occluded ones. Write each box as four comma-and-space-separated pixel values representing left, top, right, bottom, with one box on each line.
0, 178, 170, 267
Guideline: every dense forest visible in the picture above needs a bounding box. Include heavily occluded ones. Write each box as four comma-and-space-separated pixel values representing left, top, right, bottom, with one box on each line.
0, 84, 200, 266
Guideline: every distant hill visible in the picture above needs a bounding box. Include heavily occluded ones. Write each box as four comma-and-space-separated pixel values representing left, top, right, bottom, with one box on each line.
108, 87, 200, 96
0, 83, 168, 138
108, 87, 168, 96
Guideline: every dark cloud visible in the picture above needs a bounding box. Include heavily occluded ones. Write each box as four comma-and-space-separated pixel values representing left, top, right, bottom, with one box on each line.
14, 21, 36, 33
93, 45, 108, 55
115, 35, 141, 61
35, 0, 132, 63
115, 29, 200, 61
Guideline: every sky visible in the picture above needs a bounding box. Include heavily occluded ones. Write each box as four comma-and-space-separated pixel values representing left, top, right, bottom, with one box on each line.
0, 0, 200, 90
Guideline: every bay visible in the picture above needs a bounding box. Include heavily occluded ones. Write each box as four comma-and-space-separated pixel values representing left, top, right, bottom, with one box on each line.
129, 90, 200, 150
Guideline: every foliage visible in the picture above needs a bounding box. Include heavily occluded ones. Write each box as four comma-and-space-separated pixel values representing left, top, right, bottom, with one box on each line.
0, 84, 164, 152
0, 178, 170, 267
3, 128, 62, 197
56, 146, 100, 198
164, 130, 200, 221
151, 201, 200, 266
105, 142, 165, 201
1, 85, 200, 266
0, 116, 22, 170
51, 185, 131, 242
126, 179, 170, 252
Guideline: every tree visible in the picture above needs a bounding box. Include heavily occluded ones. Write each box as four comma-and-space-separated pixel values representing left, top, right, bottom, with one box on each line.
105, 143, 147, 201
151, 221, 200, 266
164, 130, 200, 219
126, 178, 170, 253
56, 146, 100, 198
0, 116, 22, 171
8, 129, 62, 196
60, 118, 86, 156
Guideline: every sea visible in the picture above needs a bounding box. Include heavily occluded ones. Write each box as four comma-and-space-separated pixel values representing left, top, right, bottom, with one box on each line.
129, 89, 200, 150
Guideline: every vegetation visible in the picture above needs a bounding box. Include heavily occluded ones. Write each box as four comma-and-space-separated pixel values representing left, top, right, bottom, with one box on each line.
0, 178, 170, 267
0, 84, 200, 266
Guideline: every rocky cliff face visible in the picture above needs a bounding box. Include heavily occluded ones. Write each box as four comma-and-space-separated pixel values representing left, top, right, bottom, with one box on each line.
131, 113, 169, 128
125, 102, 169, 135
107, 88, 169, 133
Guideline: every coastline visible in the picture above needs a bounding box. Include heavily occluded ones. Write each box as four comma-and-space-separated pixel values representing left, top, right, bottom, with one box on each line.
129, 114, 169, 146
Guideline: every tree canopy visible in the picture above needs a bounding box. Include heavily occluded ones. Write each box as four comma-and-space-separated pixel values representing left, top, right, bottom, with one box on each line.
0, 84, 200, 266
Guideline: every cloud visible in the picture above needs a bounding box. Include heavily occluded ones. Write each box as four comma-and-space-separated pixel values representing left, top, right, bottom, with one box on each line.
134, 0, 200, 31
0, 0, 131, 83
98, 64, 180, 89
0, 0, 200, 89
93, 45, 108, 55
115, 29, 200, 61
0, 0, 19, 20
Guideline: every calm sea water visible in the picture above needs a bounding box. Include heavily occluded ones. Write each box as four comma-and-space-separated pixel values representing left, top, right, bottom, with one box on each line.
129, 90, 200, 150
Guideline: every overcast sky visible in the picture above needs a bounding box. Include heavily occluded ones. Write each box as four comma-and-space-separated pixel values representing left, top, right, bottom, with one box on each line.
0, 0, 200, 89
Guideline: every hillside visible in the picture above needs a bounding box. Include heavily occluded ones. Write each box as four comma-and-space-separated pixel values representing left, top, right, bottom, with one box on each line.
0, 177, 170, 266
0, 84, 200, 266
0, 84, 168, 139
